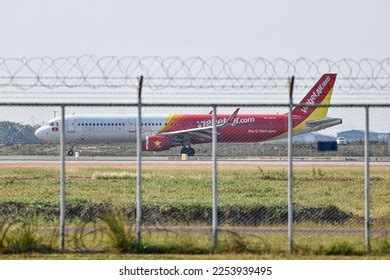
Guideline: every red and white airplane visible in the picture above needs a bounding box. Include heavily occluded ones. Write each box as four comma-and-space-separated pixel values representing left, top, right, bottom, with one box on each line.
35, 73, 341, 156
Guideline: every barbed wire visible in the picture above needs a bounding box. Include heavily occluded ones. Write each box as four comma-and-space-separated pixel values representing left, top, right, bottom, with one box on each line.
0, 56, 389, 91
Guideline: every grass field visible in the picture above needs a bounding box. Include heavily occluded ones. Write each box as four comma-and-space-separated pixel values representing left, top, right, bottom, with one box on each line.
0, 220, 389, 258
2, 253, 388, 260
0, 163, 389, 216
0, 162, 389, 258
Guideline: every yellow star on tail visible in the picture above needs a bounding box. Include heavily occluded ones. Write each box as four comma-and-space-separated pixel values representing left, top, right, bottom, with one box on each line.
154, 140, 161, 148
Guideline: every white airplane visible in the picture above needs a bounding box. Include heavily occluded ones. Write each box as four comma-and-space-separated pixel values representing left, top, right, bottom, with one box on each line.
35, 74, 342, 156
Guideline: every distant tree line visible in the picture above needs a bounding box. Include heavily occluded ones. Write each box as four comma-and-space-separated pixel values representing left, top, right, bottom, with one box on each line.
0, 121, 41, 145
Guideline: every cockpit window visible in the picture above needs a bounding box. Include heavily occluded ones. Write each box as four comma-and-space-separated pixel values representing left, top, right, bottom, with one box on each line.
49, 122, 59, 127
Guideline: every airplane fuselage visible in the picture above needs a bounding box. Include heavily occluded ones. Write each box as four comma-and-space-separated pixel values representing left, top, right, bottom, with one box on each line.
34, 74, 342, 155
35, 113, 336, 146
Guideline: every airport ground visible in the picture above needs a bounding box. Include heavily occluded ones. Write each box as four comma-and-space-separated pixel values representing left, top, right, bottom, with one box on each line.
0, 159, 389, 259
2, 253, 389, 260
1, 159, 389, 217
0, 141, 389, 159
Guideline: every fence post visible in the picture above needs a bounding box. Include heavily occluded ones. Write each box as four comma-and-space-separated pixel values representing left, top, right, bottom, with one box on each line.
287, 76, 295, 253
59, 105, 66, 251
364, 106, 371, 253
136, 76, 144, 243
212, 105, 218, 248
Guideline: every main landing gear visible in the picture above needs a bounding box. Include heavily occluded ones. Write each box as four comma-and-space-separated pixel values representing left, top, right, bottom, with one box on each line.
67, 146, 75, 157
180, 147, 195, 156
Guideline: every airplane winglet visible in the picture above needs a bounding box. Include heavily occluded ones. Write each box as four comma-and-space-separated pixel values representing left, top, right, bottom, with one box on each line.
223, 108, 240, 127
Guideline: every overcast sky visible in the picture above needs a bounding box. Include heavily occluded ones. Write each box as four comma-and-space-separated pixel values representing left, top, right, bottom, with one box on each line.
0, 0, 389, 134
1, 0, 389, 58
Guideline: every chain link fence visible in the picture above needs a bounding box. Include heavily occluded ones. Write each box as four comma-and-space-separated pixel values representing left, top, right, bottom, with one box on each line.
0, 56, 389, 255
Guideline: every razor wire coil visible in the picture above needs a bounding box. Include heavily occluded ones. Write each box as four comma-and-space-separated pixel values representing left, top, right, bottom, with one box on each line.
0, 56, 389, 91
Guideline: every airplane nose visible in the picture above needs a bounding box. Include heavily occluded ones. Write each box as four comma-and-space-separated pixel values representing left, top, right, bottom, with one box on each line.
35, 127, 45, 139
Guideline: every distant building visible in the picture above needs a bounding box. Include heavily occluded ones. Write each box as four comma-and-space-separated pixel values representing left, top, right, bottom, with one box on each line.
337, 130, 388, 142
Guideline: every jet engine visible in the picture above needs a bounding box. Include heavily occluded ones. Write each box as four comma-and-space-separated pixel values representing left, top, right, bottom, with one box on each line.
143, 135, 171, 151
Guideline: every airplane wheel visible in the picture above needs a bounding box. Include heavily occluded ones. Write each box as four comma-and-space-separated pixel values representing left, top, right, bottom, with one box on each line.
67, 149, 74, 156
187, 148, 195, 156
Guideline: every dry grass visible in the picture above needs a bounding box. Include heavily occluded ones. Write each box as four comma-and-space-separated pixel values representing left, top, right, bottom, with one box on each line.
0, 162, 389, 217
1, 253, 389, 260
91, 172, 135, 180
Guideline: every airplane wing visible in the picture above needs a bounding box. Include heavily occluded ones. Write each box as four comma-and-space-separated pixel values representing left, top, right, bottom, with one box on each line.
159, 108, 240, 143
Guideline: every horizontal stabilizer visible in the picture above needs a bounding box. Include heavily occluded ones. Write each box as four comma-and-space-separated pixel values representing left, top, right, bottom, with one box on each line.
306, 117, 342, 130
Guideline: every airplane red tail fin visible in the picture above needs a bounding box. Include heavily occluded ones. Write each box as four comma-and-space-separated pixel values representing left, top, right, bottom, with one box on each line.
292, 73, 337, 121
